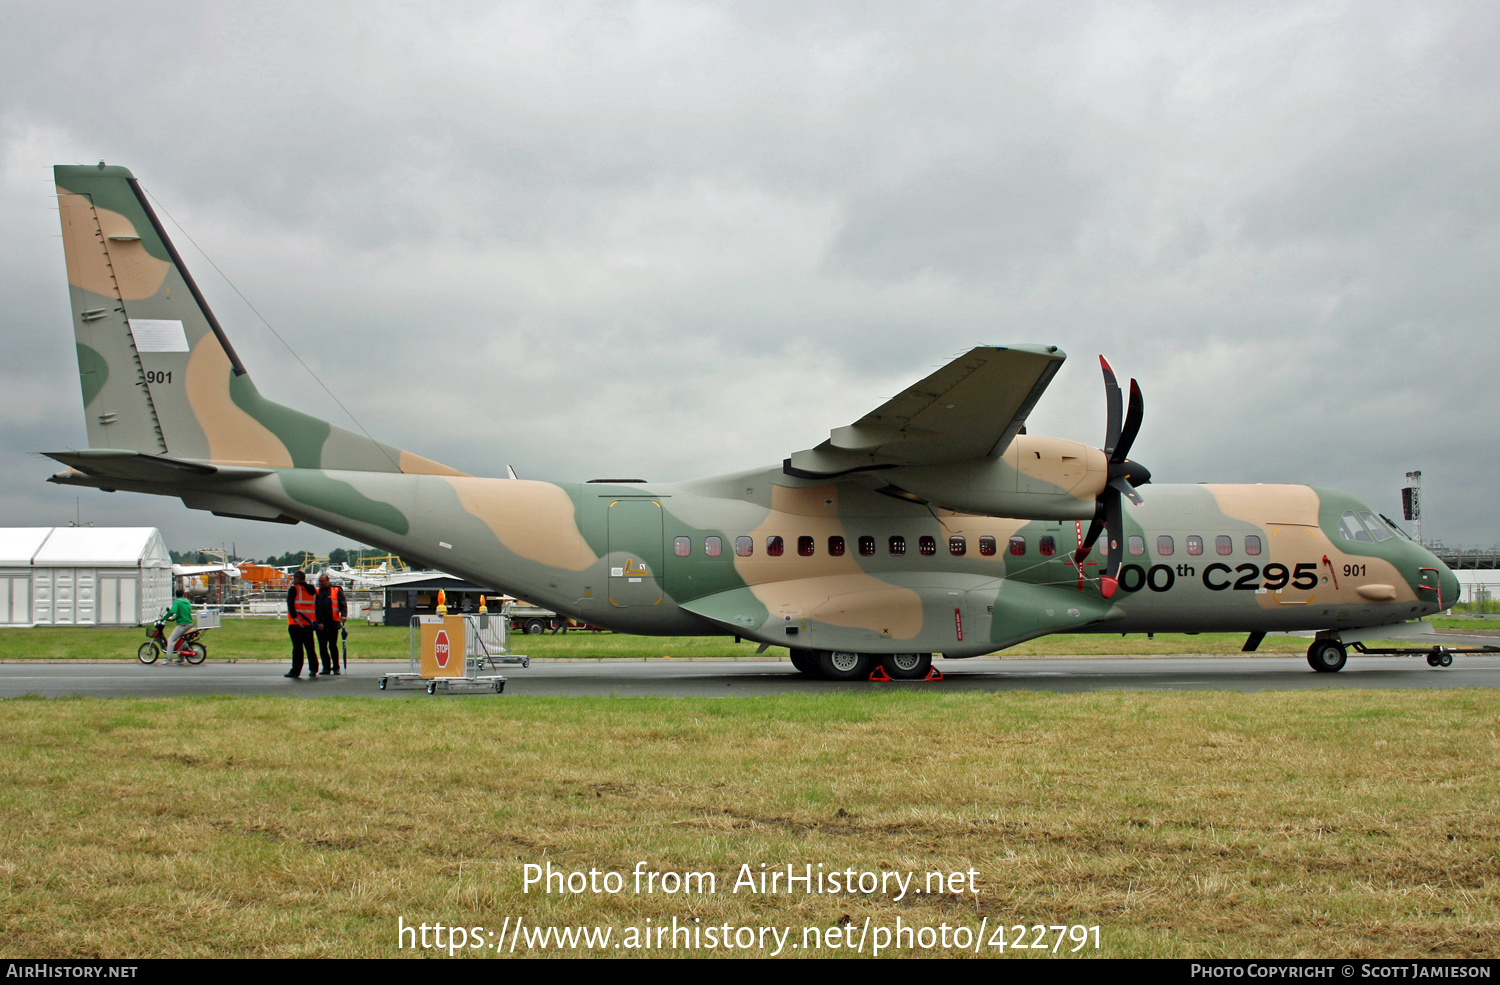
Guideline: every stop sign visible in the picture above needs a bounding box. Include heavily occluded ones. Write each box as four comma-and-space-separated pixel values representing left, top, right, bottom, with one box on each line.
434, 629, 451, 668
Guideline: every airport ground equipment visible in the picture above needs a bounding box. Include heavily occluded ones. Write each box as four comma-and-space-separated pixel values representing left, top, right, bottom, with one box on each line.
501, 599, 603, 635
377, 614, 520, 694
468, 610, 530, 672
1299, 620, 1500, 673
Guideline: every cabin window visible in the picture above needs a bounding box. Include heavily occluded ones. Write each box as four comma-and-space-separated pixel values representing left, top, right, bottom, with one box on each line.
1157, 535, 1174, 557
1358, 511, 1393, 542
889, 536, 906, 556
1216, 535, 1232, 556
919, 536, 937, 556
1039, 535, 1056, 556
859, 536, 876, 556
979, 536, 997, 556
1245, 535, 1262, 556
949, 536, 966, 556
1128, 536, 1145, 556
705, 536, 722, 557
735, 536, 753, 557
1009, 535, 1026, 556
767, 536, 784, 557
1186, 535, 1203, 556
828, 536, 846, 557
798, 536, 815, 556
673, 536, 691, 557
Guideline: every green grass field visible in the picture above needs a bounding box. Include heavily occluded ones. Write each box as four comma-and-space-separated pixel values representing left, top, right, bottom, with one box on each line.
0, 616, 1485, 662
1, 689, 1496, 958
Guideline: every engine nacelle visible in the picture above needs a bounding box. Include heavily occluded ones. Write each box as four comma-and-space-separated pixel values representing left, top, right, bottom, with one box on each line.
883, 435, 1107, 520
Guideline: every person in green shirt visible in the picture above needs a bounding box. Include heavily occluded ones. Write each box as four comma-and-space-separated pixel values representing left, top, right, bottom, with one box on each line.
165, 588, 194, 664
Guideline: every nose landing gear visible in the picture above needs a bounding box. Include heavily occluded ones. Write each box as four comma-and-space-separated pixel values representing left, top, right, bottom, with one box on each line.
1307, 640, 1348, 673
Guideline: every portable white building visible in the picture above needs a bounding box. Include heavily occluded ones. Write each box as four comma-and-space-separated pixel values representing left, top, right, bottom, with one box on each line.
0, 527, 173, 627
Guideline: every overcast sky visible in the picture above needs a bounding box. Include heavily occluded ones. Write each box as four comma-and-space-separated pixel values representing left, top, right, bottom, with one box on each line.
3, 1, 1497, 557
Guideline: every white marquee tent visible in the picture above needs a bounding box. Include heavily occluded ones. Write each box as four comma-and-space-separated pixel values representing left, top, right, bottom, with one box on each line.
0, 527, 173, 627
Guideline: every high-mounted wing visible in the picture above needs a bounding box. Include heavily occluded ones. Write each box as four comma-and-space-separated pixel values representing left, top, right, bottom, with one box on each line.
784, 345, 1066, 479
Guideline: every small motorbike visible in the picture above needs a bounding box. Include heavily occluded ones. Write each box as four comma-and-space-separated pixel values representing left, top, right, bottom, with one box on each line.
138, 617, 208, 664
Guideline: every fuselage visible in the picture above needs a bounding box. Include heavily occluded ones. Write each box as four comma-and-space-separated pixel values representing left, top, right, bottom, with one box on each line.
136, 463, 1454, 658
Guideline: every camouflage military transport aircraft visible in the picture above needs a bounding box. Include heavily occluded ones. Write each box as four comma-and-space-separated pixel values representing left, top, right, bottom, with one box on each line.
46, 163, 1464, 679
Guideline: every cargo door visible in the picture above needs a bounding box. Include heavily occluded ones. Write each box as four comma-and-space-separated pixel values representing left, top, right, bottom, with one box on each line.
1266, 524, 1322, 605
607, 499, 664, 607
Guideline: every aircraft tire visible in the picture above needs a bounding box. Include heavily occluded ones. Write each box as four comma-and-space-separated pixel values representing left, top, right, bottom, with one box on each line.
1307, 640, 1347, 673
816, 650, 871, 681
881, 652, 932, 680
788, 649, 821, 677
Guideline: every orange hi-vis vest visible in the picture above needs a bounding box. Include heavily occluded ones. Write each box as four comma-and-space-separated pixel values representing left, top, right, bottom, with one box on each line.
328, 585, 345, 623
288, 584, 316, 626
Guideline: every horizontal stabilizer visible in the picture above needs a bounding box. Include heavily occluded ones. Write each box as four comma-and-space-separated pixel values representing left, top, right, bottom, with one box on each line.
44, 448, 269, 483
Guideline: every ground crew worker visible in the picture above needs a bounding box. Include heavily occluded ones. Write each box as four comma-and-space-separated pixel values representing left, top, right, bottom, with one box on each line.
165, 588, 194, 664
315, 571, 347, 675
284, 570, 318, 679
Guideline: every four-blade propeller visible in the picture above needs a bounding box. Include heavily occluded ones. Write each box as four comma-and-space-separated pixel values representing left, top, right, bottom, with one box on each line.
1073, 356, 1152, 599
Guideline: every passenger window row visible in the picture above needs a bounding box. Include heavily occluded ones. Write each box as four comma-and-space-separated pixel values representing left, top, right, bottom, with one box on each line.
1124, 534, 1262, 558
671, 531, 1282, 559
670, 533, 1066, 558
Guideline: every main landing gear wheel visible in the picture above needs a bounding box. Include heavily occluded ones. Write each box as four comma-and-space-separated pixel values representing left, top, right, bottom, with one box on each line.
789, 650, 820, 677
1307, 640, 1347, 673
137, 641, 160, 664
817, 650, 871, 681
881, 652, 932, 680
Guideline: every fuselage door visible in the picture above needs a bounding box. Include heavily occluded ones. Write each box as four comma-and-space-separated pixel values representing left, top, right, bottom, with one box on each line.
1266, 523, 1322, 605
607, 499, 664, 607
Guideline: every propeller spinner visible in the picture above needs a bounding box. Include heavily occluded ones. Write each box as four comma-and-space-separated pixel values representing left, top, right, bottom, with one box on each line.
1073, 356, 1152, 598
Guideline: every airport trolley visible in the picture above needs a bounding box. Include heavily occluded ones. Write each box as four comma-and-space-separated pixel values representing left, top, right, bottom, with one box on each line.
378, 613, 528, 694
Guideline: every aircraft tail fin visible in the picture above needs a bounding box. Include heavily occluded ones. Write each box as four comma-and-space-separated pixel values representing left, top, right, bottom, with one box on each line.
54, 163, 464, 476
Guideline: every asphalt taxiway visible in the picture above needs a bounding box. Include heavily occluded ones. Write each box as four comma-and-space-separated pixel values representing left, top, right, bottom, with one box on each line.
2, 654, 1498, 699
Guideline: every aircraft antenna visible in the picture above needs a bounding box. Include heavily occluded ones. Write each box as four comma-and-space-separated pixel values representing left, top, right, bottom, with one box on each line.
137, 185, 404, 473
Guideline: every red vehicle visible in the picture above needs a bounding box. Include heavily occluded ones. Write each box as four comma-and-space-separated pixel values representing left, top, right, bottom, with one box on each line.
138, 616, 208, 664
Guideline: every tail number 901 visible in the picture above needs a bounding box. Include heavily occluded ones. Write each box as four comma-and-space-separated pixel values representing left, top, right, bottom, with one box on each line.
1201, 562, 1318, 592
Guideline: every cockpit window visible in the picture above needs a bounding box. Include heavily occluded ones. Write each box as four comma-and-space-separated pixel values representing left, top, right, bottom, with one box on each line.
1358, 511, 1393, 542
1338, 510, 1373, 543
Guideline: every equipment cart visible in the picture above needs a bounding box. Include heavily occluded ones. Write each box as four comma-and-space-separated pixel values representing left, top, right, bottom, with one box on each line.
378, 613, 527, 694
